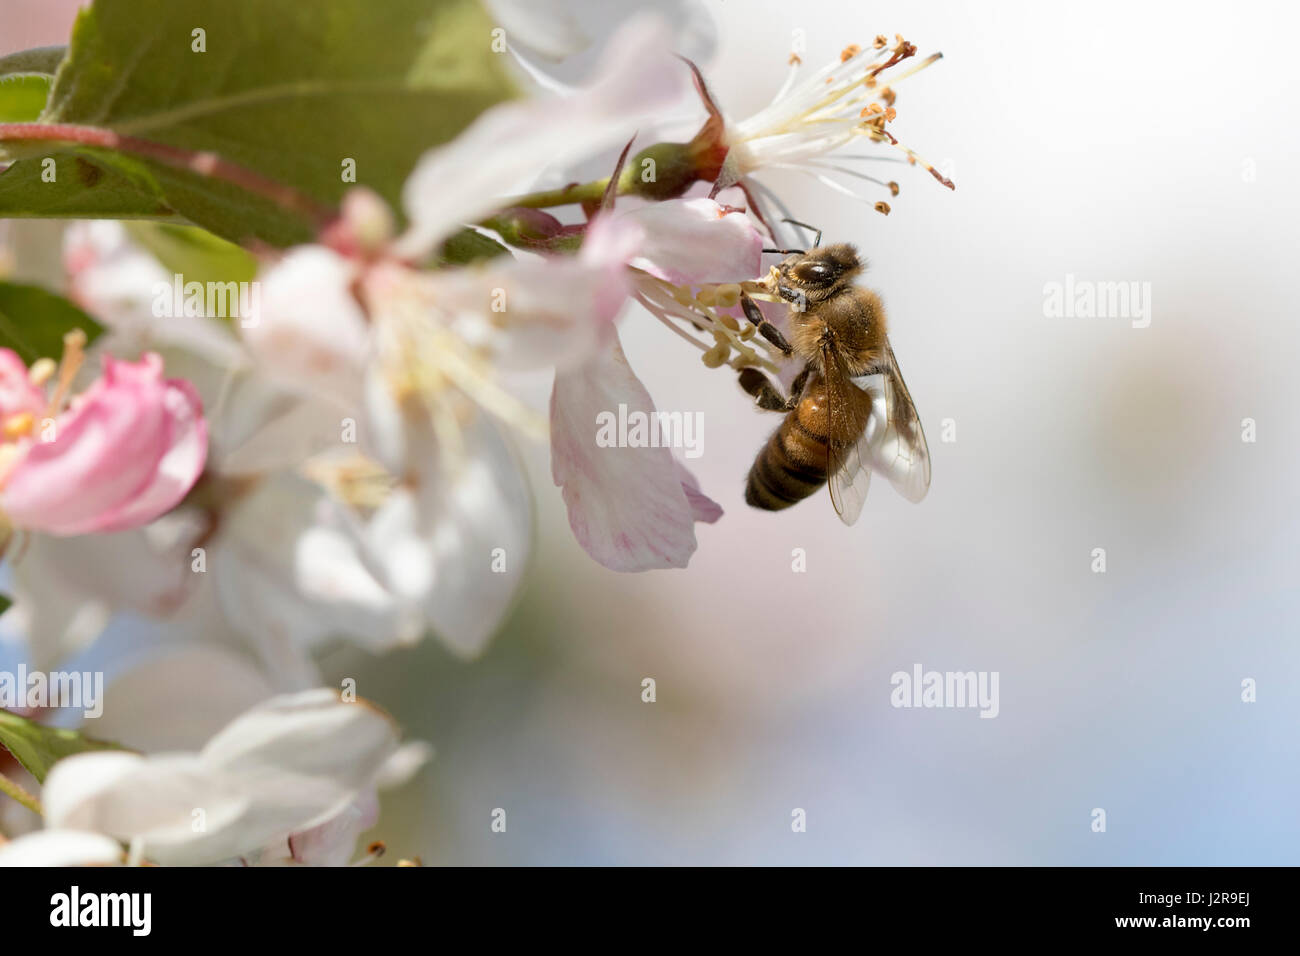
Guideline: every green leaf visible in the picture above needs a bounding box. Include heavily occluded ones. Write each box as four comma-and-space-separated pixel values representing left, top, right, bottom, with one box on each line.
125, 221, 257, 286
0, 594, 11, 617
0, 154, 178, 221
0, 75, 51, 123
0, 46, 68, 78
0, 281, 104, 364
0, 0, 517, 246
438, 227, 511, 266
0, 709, 122, 784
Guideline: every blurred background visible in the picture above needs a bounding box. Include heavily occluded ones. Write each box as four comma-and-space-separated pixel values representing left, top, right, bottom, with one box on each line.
3, 0, 1297, 864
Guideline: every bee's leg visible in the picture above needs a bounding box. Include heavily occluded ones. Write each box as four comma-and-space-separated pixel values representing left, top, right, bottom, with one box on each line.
738, 367, 790, 412
740, 292, 793, 355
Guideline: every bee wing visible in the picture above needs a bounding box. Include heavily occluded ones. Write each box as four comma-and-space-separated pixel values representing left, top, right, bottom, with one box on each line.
865, 340, 931, 503
824, 361, 873, 527
826, 340, 930, 524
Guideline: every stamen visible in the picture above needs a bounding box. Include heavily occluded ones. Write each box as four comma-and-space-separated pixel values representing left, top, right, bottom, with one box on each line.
27, 357, 55, 387
301, 454, 395, 511
351, 841, 387, 866
872, 128, 955, 189
45, 328, 87, 419
801, 160, 900, 194
429, 341, 548, 441
890, 51, 944, 83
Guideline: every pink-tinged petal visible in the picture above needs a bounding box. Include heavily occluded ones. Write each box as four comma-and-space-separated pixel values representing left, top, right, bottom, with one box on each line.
676, 460, 723, 524
87, 377, 207, 533
550, 332, 719, 571
288, 792, 379, 866
0, 348, 45, 417
621, 198, 764, 285
0, 353, 208, 536
582, 213, 645, 270
426, 249, 630, 374
394, 14, 685, 259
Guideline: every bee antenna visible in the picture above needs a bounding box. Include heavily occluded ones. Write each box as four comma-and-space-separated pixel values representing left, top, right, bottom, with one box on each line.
762, 247, 804, 255
780, 218, 822, 248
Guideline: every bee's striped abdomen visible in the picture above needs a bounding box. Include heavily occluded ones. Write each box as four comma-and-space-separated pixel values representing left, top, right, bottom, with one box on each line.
745, 388, 831, 511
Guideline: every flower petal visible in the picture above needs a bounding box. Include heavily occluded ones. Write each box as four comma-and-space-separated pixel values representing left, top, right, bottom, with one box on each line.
362, 415, 533, 657
621, 198, 763, 285
676, 459, 723, 524
42, 689, 398, 866
287, 792, 379, 866
0, 348, 46, 418
425, 248, 629, 374
394, 14, 686, 259
86, 645, 277, 754
0, 829, 124, 867
242, 245, 370, 408
64, 221, 244, 369
1, 353, 208, 536
213, 473, 424, 655
550, 331, 719, 571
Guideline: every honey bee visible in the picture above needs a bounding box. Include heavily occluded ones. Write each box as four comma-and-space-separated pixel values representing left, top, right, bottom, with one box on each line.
737, 222, 930, 524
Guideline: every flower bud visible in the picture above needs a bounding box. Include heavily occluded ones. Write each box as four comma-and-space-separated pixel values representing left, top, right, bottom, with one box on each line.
617, 117, 729, 203
0, 351, 207, 536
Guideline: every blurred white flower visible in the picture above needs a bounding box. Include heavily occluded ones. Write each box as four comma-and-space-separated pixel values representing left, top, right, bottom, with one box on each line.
63, 221, 246, 370
486, 0, 714, 70
56, 222, 534, 662
37, 689, 399, 866
0, 828, 125, 867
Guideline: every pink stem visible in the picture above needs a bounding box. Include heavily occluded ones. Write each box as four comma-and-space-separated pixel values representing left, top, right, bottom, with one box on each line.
0, 122, 336, 231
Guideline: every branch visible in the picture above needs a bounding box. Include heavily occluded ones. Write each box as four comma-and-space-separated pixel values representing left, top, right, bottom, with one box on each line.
0, 768, 42, 816
0, 122, 336, 231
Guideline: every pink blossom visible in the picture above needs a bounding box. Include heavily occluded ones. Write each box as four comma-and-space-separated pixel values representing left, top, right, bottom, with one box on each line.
1, 352, 208, 536
550, 333, 721, 571
545, 197, 763, 571
0, 348, 45, 418
618, 198, 763, 285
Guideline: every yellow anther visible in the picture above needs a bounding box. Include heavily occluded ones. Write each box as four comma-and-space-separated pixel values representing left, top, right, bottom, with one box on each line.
701, 343, 729, 368
714, 284, 741, 309
3, 412, 33, 441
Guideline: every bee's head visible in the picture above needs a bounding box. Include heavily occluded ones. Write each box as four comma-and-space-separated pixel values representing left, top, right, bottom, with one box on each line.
774, 243, 862, 304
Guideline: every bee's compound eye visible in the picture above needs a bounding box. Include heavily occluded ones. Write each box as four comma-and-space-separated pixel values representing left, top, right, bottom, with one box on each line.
796, 262, 834, 283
